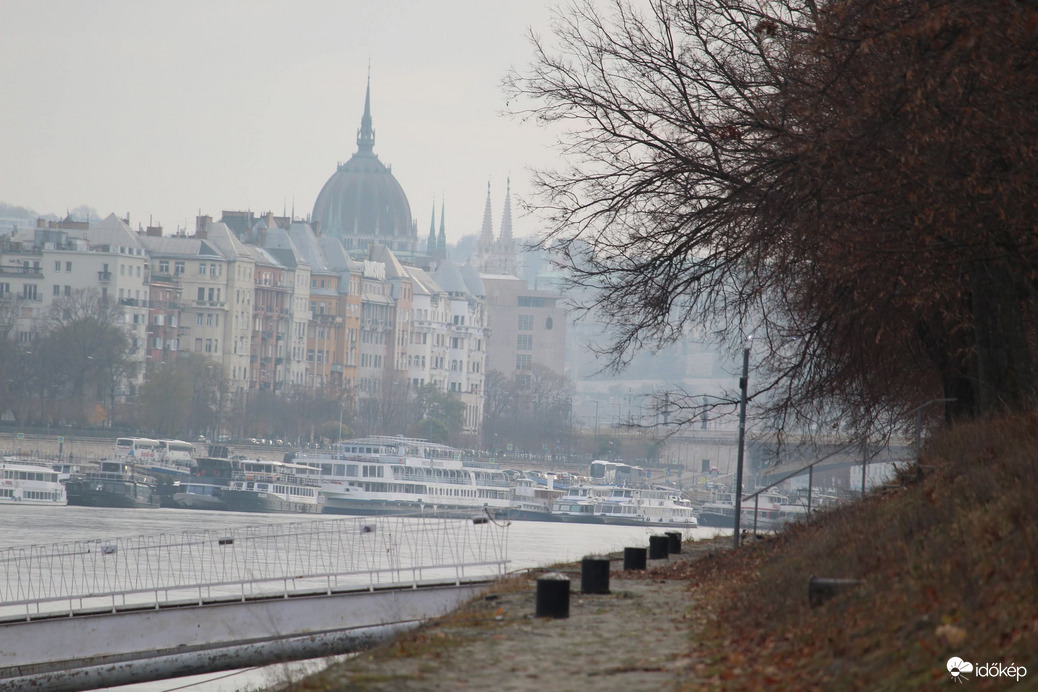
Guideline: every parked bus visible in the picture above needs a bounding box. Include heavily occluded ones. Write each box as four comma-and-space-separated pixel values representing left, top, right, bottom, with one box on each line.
158, 440, 196, 467
114, 437, 161, 463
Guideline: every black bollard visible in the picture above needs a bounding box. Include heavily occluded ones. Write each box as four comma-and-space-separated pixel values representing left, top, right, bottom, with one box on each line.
581, 556, 611, 594
535, 573, 570, 618
665, 531, 682, 554
623, 546, 647, 571
649, 534, 670, 560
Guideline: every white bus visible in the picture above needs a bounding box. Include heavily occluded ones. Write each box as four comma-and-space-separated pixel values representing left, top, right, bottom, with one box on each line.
158, 440, 196, 467
114, 437, 161, 463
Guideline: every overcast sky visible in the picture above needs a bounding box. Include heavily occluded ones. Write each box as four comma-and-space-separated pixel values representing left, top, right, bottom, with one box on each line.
0, 0, 562, 244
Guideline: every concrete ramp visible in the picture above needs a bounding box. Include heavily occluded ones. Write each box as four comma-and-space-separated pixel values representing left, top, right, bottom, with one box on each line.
0, 580, 489, 691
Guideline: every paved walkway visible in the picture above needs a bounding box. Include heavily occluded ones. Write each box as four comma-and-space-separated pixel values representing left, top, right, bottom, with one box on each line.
286, 537, 725, 692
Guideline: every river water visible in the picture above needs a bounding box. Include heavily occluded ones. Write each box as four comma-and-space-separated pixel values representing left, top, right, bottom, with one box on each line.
2, 505, 727, 692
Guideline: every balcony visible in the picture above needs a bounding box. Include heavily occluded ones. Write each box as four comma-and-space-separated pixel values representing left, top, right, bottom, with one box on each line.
0, 266, 43, 278
98, 271, 112, 281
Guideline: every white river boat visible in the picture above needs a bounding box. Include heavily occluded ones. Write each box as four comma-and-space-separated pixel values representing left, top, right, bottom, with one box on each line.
298, 436, 512, 517
0, 460, 67, 505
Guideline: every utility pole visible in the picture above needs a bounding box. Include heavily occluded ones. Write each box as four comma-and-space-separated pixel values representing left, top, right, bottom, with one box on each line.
733, 341, 750, 548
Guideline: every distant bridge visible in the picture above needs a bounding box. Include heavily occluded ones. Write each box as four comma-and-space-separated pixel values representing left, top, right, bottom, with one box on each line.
0, 513, 509, 691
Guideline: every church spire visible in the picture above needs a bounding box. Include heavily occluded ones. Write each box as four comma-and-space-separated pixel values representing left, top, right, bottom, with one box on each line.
478, 180, 494, 250
438, 199, 447, 260
356, 72, 375, 155
427, 202, 437, 256
499, 177, 513, 245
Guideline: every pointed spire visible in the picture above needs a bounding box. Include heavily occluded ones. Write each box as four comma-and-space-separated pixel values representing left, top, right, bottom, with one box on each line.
438, 198, 447, 260
427, 202, 437, 255
478, 180, 494, 250
356, 71, 375, 155
499, 177, 513, 245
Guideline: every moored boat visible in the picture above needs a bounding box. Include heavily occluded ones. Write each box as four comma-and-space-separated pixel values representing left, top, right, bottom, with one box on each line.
171, 449, 240, 511
0, 460, 67, 505
507, 474, 564, 522
696, 491, 786, 531
221, 459, 323, 514
299, 436, 512, 517
550, 484, 612, 523
64, 460, 160, 509
595, 486, 698, 527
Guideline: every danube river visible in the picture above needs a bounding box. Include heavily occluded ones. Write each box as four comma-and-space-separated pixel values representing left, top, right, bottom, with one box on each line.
3, 505, 728, 692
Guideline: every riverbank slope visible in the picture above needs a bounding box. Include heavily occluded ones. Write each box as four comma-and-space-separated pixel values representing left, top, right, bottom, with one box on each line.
282, 414, 1037, 690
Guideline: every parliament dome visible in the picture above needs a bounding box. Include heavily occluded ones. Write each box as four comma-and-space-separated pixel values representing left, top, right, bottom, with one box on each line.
312, 79, 416, 254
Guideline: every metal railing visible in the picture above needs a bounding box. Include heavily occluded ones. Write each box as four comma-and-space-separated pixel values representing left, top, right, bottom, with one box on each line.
0, 513, 509, 622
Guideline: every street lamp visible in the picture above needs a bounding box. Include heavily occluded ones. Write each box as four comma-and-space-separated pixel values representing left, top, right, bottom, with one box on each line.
593, 400, 599, 437
733, 337, 751, 548
337, 400, 345, 445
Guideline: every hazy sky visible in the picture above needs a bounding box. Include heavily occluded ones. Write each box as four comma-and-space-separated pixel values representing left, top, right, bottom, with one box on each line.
0, 0, 562, 243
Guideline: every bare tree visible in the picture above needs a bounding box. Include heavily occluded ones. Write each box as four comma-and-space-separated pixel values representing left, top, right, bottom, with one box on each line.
506, 0, 1038, 437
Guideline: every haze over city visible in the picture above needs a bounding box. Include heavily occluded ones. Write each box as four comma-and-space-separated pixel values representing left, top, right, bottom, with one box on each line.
0, 0, 559, 242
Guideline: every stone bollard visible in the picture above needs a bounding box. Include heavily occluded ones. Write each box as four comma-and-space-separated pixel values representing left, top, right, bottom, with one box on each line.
649, 534, 670, 560
581, 556, 611, 594
665, 531, 682, 554
808, 576, 862, 607
535, 573, 570, 618
623, 546, 647, 571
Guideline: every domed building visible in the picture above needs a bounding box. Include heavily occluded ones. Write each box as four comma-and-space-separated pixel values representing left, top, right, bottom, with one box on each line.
311, 79, 417, 254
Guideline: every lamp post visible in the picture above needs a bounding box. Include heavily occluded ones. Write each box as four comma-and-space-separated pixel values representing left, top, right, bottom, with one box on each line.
733, 339, 751, 548
593, 400, 599, 437
337, 401, 345, 445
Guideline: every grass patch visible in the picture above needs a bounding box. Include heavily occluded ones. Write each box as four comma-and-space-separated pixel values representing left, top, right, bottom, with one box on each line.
681, 413, 1038, 690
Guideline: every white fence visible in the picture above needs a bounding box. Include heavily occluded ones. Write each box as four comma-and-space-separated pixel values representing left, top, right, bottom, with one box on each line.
0, 513, 510, 621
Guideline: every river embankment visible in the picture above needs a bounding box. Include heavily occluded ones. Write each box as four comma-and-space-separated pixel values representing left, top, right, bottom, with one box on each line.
282, 413, 1037, 691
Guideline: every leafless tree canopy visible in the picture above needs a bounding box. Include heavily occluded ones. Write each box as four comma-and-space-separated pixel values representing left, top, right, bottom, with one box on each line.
506, 0, 1038, 432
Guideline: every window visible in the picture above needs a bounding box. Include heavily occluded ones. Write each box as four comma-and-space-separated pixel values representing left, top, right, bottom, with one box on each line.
54, 261, 61, 271
516, 354, 531, 369
518, 314, 534, 331
194, 338, 202, 352
53, 285, 60, 296
64, 286, 71, 296
65, 261, 72, 272
174, 261, 185, 275
159, 260, 169, 274
517, 334, 532, 350
199, 263, 207, 275
197, 313, 204, 326
545, 317, 553, 330
197, 288, 205, 302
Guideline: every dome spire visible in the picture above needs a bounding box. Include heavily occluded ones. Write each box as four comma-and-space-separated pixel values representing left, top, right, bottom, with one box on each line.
356, 71, 375, 155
